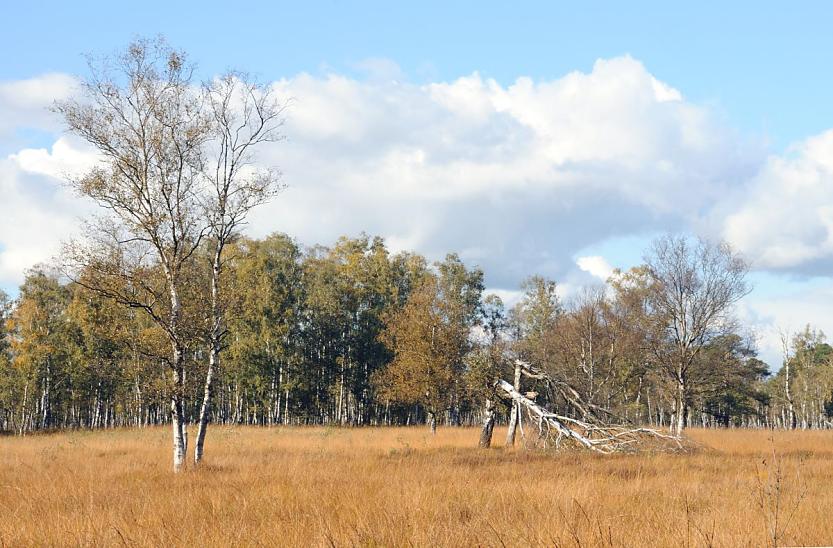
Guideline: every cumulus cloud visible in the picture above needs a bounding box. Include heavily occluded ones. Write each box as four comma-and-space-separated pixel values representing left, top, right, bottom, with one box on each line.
0, 73, 76, 141
0, 155, 88, 286
1, 55, 830, 312
10, 136, 100, 179
720, 130, 833, 273
247, 56, 762, 288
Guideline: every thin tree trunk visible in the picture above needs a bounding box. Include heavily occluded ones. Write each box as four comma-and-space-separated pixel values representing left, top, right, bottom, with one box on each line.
195, 243, 223, 465
41, 358, 51, 429
505, 361, 522, 446
169, 284, 187, 473
19, 380, 29, 436
478, 399, 496, 448
171, 365, 187, 472
276, 361, 283, 424
674, 371, 686, 436
194, 339, 217, 464
284, 389, 289, 425
785, 360, 796, 429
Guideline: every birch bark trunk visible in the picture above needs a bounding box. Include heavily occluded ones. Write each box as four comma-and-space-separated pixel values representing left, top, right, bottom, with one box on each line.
195, 244, 222, 465
169, 284, 187, 473
478, 399, 496, 448
505, 361, 522, 446
785, 359, 796, 429
673, 367, 687, 436
171, 360, 187, 472
41, 358, 51, 429
19, 380, 29, 436
496, 379, 597, 450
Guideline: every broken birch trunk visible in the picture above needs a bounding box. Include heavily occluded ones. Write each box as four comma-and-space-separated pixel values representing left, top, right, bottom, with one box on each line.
494, 362, 686, 454
504, 360, 522, 446
478, 399, 496, 448
496, 379, 599, 450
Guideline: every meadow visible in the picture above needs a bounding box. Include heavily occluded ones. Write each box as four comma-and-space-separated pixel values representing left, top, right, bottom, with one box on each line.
1, 426, 831, 547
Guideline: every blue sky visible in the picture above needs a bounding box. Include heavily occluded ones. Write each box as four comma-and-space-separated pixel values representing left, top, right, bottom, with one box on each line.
4, 2, 833, 147
2, 2, 833, 367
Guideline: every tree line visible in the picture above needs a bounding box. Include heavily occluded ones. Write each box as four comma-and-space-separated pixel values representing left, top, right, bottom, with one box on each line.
2, 232, 832, 442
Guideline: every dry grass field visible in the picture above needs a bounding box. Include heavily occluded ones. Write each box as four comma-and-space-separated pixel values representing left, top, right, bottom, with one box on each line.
1, 426, 831, 547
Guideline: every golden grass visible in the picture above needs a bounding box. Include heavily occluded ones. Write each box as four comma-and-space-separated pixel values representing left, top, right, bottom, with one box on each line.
1, 426, 831, 547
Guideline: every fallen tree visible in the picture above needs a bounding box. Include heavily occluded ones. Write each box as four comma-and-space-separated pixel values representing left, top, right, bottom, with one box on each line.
491, 360, 686, 453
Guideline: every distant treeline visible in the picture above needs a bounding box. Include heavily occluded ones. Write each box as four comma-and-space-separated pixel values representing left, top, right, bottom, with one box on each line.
1, 232, 831, 435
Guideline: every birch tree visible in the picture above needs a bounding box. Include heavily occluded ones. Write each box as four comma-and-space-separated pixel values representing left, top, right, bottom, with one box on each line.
194, 74, 285, 464
57, 38, 210, 471
470, 294, 508, 448
224, 235, 303, 427
774, 327, 833, 428
643, 235, 750, 435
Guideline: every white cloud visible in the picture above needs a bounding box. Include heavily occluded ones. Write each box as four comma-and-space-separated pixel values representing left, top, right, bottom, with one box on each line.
650, 77, 683, 103
0, 73, 76, 140
0, 136, 96, 288
738, 277, 833, 368
0, 54, 831, 328
576, 256, 615, 281
10, 136, 99, 179
0, 156, 88, 286
250, 56, 762, 289
483, 289, 523, 310
720, 130, 833, 272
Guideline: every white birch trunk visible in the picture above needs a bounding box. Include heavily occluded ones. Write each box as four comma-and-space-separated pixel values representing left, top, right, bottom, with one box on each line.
505, 361, 522, 446
169, 283, 187, 473
495, 379, 598, 451
478, 399, 496, 448
195, 244, 223, 465
674, 368, 687, 436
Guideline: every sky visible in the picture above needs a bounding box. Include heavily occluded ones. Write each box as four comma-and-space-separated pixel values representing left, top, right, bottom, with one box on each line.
2, 1, 833, 367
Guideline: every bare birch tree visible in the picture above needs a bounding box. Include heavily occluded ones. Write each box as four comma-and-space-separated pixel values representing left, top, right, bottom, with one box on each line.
643, 235, 750, 436
56, 38, 210, 472
193, 74, 285, 464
